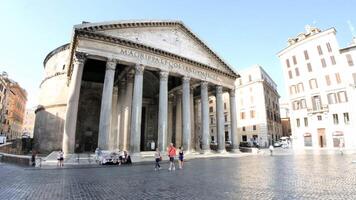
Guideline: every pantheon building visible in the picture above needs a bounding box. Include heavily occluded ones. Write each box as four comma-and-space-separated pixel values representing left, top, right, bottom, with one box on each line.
34, 20, 240, 155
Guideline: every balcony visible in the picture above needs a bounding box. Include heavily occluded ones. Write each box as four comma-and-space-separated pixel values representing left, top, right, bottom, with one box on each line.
307, 105, 329, 114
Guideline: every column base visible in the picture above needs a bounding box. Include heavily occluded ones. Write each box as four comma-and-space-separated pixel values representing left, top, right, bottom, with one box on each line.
217, 149, 227, 154
201, 149, 212, 154
231, 148, 241, 153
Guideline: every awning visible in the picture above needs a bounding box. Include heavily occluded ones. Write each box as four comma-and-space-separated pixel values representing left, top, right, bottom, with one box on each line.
304, 133, 312, 137
332, 131, 344, 137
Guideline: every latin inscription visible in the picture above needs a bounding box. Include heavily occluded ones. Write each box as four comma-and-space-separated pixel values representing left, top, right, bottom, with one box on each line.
119, 48, 221, 82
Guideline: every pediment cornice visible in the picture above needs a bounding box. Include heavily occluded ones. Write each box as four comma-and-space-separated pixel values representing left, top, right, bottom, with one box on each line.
71, 29, 238, 80
74, 20, 238, 77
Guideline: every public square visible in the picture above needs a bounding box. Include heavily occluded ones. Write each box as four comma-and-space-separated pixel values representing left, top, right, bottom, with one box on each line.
1, 151, 356, 200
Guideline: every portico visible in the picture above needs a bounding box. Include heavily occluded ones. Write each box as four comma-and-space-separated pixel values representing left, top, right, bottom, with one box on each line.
34, 20, 239, 155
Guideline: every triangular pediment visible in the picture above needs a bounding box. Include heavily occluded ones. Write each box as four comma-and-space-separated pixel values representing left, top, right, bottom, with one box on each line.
75, 20, 237, 76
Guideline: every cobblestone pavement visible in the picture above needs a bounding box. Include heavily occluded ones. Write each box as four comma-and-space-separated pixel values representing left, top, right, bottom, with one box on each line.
1, 153, 356, 200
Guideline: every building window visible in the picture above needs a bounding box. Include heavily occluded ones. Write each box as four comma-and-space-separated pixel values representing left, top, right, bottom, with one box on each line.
304, 117, 308, 127
346, 54, 354, 66
297, 83, 304, 92
242, 126, 246, 132
224, 103, 227, 110
209, 106, 213, 112
344, 113, 350, 124
242, 135, 247, 141
325, 75, 331, 86
224, 115, 228, 122
250, 110, 256, 118
286, 59, 290, 68
307, 63, 312, 72
292, 55, 297, 65
300, 99, 307, 108
239, 79, 242, 85
253, 125, 256, 131
326, 42, 332, 52
317, 115, 322, 121
312, 95, 322, 110
304, 50, 309, 60
321, 58, 327, 67
210, 117, 214, 124
353, 73, 356, 85
288, 70, 293, 79
327, 93, 337, 104
296, 118, 300, 127
309, 79, 318, 89
240, 112, 245, 120
337, 91, 348, 103
333, 114, 339, 125
317, 45, 323, 55
330, 56, 336, 65
335, 73, 341, 84
295, 68, 300, 76
249, 75, 252, 82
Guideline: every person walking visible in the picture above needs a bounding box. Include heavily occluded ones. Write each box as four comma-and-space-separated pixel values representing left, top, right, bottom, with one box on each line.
269, 144, 274, 156
178, 147, 184, 169
154, 148, 161, 171
167, 143, 176, 171
57, 149, 64, 167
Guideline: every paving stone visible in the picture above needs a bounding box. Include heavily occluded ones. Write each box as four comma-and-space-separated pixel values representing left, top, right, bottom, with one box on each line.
1, 154, 356, 200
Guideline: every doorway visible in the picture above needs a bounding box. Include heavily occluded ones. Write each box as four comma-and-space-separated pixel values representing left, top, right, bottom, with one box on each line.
317, 128, 326, 148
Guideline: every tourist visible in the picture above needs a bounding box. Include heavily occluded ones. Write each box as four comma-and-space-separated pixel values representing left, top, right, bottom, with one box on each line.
167, 143, 176, 171
154, 148, 161, 171
178, 146, 184, 169
119, 151, 132, 165
57, 149, 64, 167
269, 144, 274, 156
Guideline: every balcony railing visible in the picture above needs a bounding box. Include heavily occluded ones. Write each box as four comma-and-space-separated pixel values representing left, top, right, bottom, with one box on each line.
307, 105, 329, 114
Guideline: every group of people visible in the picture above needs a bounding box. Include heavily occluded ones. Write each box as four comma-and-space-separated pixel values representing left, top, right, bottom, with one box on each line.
154, 143, 184, 171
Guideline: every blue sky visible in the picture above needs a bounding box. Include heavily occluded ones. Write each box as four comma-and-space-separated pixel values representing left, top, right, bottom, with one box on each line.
0, 0, 355, 107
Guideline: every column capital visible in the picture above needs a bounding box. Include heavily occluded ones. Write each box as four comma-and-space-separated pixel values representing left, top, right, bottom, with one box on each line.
182, 76, 191, 83
160, 71, 169, 81
229, 88, 236, 97
201, 81, 209, 90
127, 70, 135, 83
135, 64, 145, 75
106, 59, 117, 71
74, 51, 87, 64
216, 85, 223, 95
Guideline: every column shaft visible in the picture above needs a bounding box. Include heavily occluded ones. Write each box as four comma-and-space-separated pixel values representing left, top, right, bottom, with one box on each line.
229, 89, 239, 150
190, 88, 195, 152
110, 87, 119, 150
130, 65, 144, 153
216, 86, 225, 152
62, 52, 86, 154
175, 93, 182, 148
201, 82, 210, 152
121, 72, 134, 151
158, 71, 169, 152
182, 76, 191, 151
98, 59, 117, 150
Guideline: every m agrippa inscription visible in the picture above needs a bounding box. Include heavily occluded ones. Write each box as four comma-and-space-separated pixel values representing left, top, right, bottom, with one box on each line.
117, 48, 221, 82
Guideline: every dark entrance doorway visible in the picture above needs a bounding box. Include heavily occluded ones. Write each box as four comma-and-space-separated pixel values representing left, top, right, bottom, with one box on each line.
140, 107, 146, 151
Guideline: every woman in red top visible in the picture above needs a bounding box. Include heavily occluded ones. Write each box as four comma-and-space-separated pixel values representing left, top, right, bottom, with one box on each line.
167, 143, 176, 171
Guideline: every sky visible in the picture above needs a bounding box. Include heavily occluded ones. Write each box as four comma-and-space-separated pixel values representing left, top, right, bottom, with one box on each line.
0, 0, 355, 108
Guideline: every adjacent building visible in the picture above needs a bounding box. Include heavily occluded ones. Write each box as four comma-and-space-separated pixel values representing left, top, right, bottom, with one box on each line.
235, 65, 282, 147
33, 20, 240, 155
0, 72, 27, 140
0, 72, 8, 135
22, 107, 36, 138
278, 25, 356, 149
279, 99, 291, 137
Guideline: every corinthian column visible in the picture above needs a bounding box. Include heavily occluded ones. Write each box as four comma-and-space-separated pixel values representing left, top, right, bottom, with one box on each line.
175, 92, 182, 148
158, 71, 169, 152
98, 59, 117, 150
201, 81, 210, 152
130, 64, 144, 154
229, 88, 239, 151
182, 76, 191, 152
62, 52, 86, 154
215, 85, 225, 152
